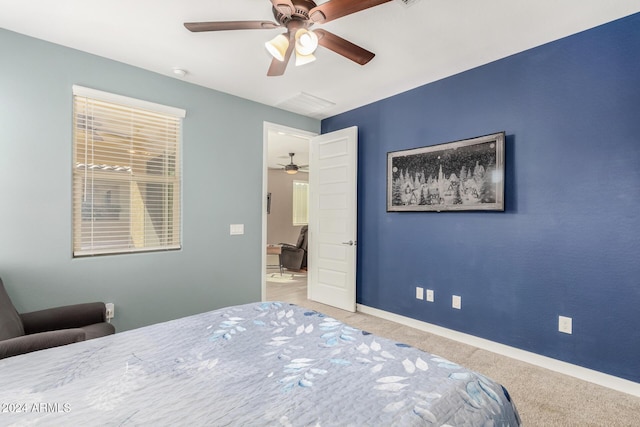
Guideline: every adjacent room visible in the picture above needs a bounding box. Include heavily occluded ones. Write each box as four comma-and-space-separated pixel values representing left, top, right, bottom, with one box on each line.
1, 0, 639, 425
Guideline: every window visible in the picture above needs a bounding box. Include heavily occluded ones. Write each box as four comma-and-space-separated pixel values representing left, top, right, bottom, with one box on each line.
72, 86, 185, 256
292, 180, 309, 226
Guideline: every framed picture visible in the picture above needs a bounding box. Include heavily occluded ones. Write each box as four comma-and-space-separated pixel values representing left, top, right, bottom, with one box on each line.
387, 132, 505, 212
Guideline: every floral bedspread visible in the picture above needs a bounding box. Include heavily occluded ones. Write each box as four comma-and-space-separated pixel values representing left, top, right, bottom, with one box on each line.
0, 302, 520, 426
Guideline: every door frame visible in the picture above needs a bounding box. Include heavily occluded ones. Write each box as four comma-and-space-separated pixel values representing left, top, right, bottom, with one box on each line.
261, 122, 318, 301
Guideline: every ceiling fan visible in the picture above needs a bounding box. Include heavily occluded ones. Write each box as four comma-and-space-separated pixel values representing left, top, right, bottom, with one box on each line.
184, 0, 393, 76
279, 152, 308, 174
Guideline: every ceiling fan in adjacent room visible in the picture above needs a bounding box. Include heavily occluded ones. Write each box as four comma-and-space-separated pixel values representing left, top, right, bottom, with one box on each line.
184, 0, 393, 76
279, 153, 308, 174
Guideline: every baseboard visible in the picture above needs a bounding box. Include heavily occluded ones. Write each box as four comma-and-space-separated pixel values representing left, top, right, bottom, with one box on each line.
357, 304, 640, 398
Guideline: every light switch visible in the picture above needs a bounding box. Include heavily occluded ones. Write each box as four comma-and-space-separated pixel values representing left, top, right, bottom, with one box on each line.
230, 224, 244, 235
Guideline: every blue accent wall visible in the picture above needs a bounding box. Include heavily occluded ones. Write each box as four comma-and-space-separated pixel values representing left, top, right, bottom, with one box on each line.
322, 13, 640, 383
0, 29, 319, 332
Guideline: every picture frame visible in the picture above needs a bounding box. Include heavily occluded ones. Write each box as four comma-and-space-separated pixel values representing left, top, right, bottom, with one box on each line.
387, 132, 505, 212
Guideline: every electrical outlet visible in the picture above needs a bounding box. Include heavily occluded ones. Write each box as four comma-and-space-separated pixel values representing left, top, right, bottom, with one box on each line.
426, 289, 434, 302
415, 287, 424, 300
558, 316, 572, 334
452, 295, 461, 309
105, 303, 115, 320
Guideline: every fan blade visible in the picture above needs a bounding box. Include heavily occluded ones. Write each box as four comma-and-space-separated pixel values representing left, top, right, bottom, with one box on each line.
184, 21, 280, 32
309, 0, 392, 24
315, 29, 375, 65
270, 0, 296, 17
267, 31, 296, 76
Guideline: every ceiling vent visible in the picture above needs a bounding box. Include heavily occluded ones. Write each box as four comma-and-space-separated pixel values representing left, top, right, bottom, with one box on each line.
397, 0, 421, 6
276, 92, 336, 118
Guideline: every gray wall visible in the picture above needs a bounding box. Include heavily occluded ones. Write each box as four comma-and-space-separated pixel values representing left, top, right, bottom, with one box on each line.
266, 169, 308, 246
0, 29, 319, 332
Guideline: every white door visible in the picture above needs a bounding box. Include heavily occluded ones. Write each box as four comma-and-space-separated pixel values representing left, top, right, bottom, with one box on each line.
308, 127, 358, 312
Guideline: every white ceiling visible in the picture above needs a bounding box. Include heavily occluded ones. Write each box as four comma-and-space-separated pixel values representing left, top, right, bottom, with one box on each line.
267, 129, 310, 171
2, 1, 639, 163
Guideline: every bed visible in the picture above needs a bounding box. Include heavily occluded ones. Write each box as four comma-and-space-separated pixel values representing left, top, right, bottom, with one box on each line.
0, 302, 520, 426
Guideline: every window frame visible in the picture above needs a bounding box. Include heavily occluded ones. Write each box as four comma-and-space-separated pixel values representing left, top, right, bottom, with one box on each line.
72, 85, 185, 257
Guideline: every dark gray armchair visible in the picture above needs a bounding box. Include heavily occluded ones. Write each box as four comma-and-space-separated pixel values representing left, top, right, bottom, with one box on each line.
279, 225, 308, 271
0, 277, 115, 359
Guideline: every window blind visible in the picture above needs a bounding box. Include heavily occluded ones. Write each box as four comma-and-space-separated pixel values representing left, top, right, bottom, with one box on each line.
292, 180, 309, 226
72, 86, 184, 256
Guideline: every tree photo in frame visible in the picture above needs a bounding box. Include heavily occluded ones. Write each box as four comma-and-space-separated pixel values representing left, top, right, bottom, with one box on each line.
387, 132, 505, 212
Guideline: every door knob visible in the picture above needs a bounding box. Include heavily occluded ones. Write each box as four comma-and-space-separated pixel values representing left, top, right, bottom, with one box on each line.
341, 240, 356, 246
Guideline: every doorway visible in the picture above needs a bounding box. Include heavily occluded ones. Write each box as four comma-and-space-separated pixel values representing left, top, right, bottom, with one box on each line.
261, 122, 316, 302
262, 123, 359, 312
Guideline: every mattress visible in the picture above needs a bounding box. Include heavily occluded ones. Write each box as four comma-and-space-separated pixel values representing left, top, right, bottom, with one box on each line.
0, 302, 520, 426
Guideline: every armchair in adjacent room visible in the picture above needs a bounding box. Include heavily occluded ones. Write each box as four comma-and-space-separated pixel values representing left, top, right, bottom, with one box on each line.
279, 225, 308, 271
0, 277, 115, 359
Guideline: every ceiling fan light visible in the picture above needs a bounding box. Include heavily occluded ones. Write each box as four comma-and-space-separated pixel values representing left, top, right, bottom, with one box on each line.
295, 29, 318, 56
295, 51, 316, 67
285, 164, 299, 174
265, 34, 289, 61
